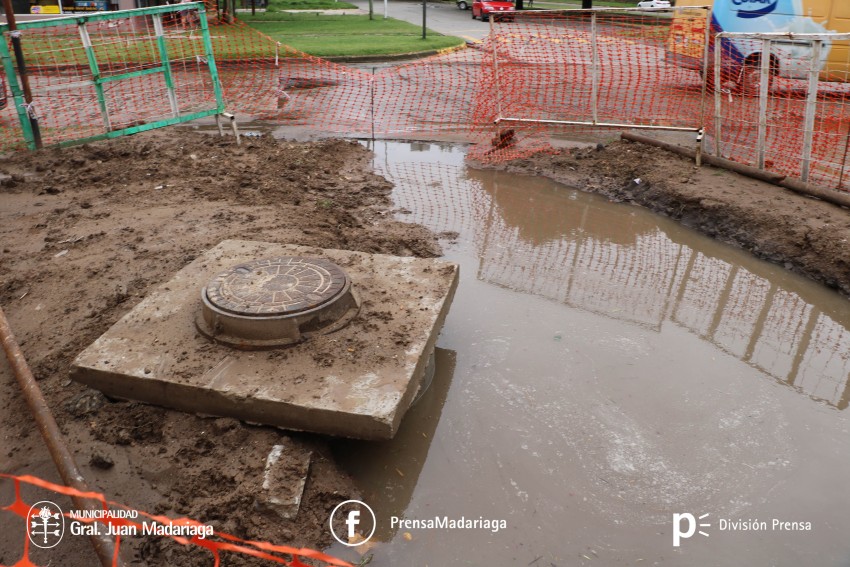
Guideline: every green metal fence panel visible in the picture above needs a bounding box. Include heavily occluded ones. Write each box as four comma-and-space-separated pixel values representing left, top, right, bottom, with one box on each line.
0, 2, 225, 150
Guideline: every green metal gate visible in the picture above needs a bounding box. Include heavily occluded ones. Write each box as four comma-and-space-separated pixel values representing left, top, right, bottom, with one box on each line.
0, 2, 225, 150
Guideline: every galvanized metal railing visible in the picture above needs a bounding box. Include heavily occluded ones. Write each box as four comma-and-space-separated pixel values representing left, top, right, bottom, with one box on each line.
0, 3, 226, 150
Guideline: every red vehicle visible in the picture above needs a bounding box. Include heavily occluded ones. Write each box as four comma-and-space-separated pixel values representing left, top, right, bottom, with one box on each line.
471, 0, 514, 21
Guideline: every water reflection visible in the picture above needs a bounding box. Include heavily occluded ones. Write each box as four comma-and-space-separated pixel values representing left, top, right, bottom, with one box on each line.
330, 348, 457, 542
374, 146, 850, 410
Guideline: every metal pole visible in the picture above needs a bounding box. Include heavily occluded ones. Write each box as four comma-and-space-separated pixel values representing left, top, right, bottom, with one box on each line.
499, 116, 699, 132
2, 0, 43, 149
422, 0, 426, 40
590, 11, 598, 125
698, 6, 710, 123
714, 35, 722, 157
368, 0, 372, 20
151, 14, 180, 118
838, 127, 850, 190
800, 40, 822, 182
0, 306, 123, 567
755, 37, 771, 170
198, 4, 225, 112
491, 15, 503, 120
383, 0, 387, 19
78, 22, 113, 132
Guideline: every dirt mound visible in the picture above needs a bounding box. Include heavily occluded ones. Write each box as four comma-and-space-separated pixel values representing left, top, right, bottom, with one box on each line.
0, 129, 441, 566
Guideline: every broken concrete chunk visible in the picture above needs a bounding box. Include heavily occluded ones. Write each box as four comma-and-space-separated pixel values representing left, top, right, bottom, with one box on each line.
255, 442, 311, 520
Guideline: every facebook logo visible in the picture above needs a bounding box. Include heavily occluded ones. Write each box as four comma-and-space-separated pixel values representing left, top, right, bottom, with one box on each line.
329, 500, 376, 547
346, 509, 360, 539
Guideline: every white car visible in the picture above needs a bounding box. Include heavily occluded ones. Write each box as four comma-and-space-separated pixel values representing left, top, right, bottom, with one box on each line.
637, 0, 670, 7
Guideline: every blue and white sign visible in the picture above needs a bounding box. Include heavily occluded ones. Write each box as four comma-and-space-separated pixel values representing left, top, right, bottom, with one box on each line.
714, 0, 833, 77
732, 0, 779, 19
715, 0, 830, 33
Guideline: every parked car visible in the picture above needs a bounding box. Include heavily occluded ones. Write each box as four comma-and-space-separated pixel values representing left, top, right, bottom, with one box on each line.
472, 0, 515, 21
457, 0, 470, 9
637, 0, 671, 7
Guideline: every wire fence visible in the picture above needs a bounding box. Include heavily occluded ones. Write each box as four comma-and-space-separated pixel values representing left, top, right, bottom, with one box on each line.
0, 2, 224, 150
4, 5, 850, 188
711, 32, 850, 190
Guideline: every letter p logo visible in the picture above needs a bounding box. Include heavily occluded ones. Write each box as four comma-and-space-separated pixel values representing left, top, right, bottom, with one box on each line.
673, 512, 710, 547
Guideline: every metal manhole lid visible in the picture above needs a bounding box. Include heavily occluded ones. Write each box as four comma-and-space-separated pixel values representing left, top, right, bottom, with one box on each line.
205, 257, 348, 317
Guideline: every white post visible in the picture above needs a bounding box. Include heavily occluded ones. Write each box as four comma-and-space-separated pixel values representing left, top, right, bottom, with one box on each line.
800, 40, 822, 182
491, 15, 503, 121
755, 38, 771, 170
714, 35, 723, 157
590, 11, 599, 126
152, 14, 180, 118
384, 0, 387, 19
698, 6, 710, 118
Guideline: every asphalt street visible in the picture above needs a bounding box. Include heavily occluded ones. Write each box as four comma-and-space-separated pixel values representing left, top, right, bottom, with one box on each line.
348, 0, 493, 42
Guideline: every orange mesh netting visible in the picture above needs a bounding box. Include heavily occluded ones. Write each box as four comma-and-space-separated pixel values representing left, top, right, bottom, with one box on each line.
0, 473, 352, 567
3, 6, 850, 188
711, 33, 850, 190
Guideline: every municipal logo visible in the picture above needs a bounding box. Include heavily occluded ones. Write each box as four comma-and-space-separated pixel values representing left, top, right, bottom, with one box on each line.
27, 501, 65, 549
329, 500, 376, 547
733, 0, 779, 19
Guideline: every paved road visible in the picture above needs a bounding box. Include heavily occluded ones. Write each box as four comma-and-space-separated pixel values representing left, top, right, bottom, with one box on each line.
348, 0, 493, 42
347, 0, 594, 43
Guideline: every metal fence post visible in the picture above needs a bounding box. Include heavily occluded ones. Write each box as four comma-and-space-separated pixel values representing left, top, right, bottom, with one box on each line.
698, 6, 710, 122
800, 40, 822, 182
152, 13, 180, 118
755, 38, 771, 170
490, 15, 503, 121
78, 22, 112, 132
198, 3, 226, 112
714, 35, 722, 157
590, 10, 599, 126
0, 31, 36, 149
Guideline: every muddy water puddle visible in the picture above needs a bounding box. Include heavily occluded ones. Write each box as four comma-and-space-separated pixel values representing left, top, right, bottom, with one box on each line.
326, 141, 850, 567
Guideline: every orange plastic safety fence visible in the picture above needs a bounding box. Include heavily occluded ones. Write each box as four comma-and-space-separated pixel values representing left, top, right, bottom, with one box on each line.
710, 34, 850, 191
0, 473, 352, 567
6, 4, 850, 193
467, 8, 710, 162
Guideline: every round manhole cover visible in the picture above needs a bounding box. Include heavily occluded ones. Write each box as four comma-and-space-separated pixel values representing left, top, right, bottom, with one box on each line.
197, 257, 359, 349
206, 257, 348, 316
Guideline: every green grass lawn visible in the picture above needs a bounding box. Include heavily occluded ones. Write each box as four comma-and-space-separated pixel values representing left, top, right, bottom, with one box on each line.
247, 15, 464, 57
18, 12, 463, 66
256, 0, 357, 15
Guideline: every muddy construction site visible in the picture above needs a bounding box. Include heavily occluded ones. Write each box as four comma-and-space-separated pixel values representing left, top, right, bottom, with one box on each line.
2, 128, 850, 567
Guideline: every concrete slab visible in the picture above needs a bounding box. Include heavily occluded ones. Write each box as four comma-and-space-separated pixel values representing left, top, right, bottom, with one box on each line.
258, 443, 311, 520
70, 240, 459, 440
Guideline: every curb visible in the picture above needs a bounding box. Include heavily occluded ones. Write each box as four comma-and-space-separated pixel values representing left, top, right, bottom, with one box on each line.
323, 42, 467, 63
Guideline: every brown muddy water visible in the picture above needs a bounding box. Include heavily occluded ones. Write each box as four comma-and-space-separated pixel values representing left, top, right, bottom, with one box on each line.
326, 141, 850, 567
